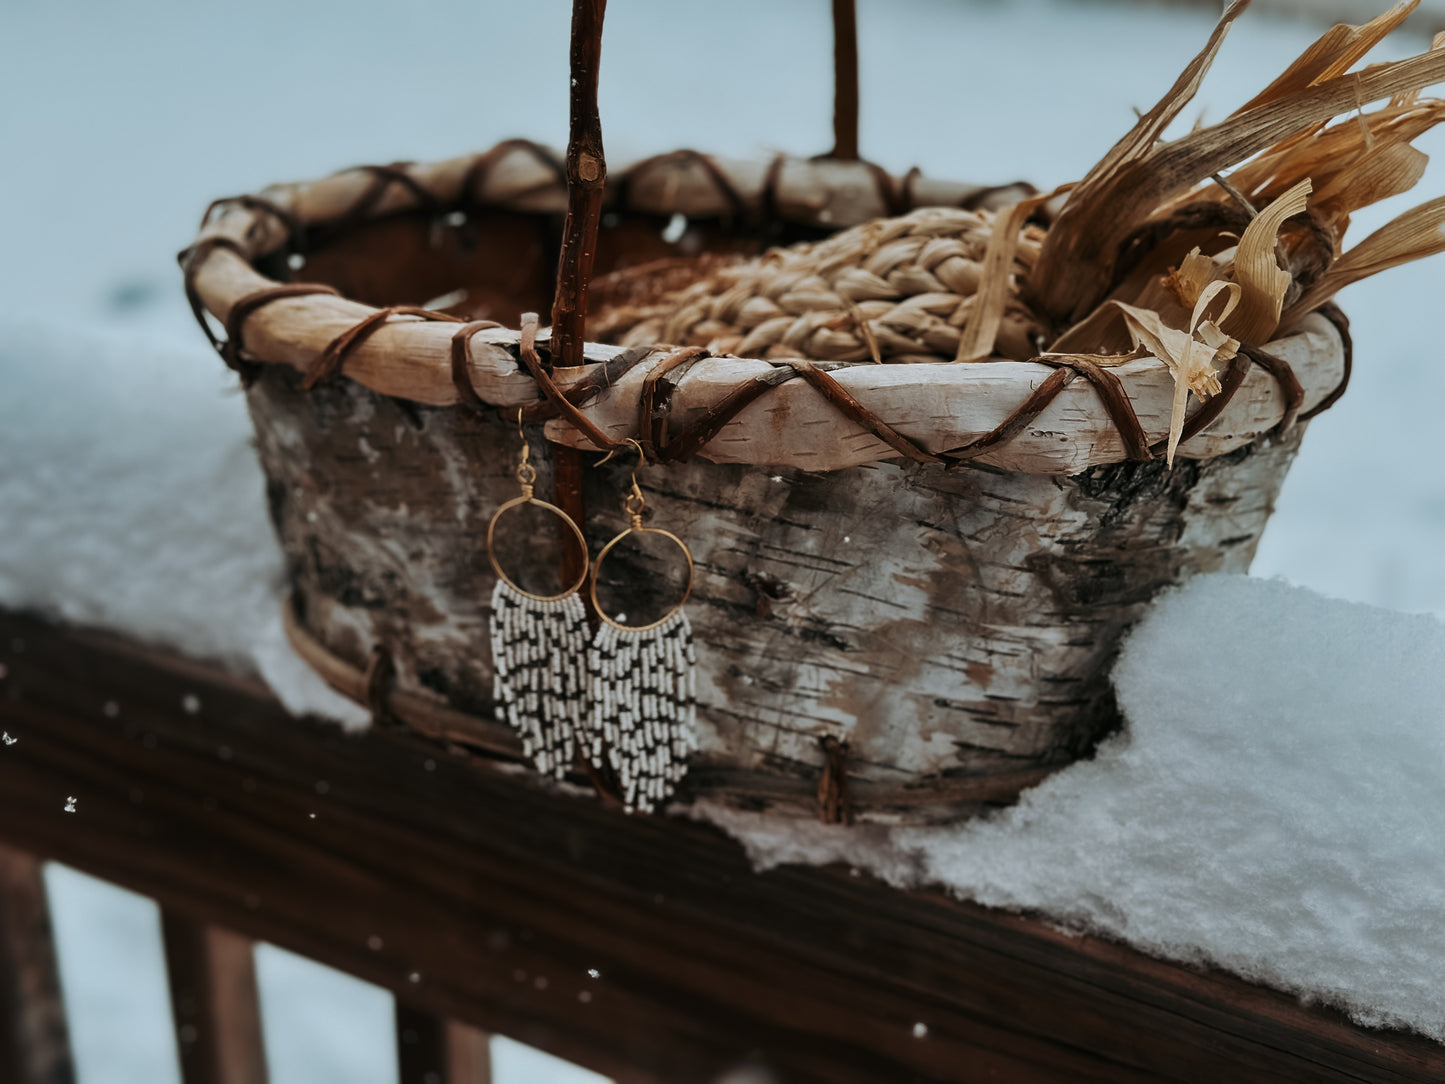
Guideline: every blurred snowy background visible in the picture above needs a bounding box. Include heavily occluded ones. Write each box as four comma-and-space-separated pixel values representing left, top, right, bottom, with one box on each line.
3, 0, 1444, 1080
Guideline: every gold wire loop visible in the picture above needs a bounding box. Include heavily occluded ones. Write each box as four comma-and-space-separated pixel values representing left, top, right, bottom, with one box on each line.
489, 416, 587, 602
487, 496, 590, 602
590, 526, 694, 632
590, 435, 691, 630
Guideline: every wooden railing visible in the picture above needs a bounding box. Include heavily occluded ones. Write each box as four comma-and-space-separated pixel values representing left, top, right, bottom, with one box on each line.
0, 844, 73, 1083
2, 608, 1443, 1083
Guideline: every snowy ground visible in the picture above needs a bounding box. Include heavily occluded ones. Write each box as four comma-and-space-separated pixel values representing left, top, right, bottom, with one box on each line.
3, 0, 1445, 1078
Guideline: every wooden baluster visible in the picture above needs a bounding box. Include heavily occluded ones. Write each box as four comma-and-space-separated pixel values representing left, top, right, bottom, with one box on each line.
161, 912, 267, 1084
441, 1020, 493, 1084
0, 844, 75, 1084
395, 1002, 491, 1084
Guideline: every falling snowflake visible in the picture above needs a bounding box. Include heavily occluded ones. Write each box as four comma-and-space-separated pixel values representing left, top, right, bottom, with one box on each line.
63, 796, 77, 813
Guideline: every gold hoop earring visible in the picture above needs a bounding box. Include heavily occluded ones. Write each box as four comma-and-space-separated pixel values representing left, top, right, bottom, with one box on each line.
587, 446, 697, 813
487, 417, 590, 780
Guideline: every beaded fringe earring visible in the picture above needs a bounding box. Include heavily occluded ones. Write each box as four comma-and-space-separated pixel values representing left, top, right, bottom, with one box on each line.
486, 422, 591, 780
587, 452, 697, 813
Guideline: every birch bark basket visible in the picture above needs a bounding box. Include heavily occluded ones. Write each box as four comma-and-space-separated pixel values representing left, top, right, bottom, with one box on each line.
173, 134, 1357, 825
246, 347, 1316, 825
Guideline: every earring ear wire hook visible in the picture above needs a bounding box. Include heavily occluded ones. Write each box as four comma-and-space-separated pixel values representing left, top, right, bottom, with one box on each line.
598, 437, 648, 517
515, 407, 530, 468
596, 435, 646, 467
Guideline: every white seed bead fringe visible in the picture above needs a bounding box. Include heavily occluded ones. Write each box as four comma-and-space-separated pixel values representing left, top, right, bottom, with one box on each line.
587, 611, 698, 814
489, 581, 590, 780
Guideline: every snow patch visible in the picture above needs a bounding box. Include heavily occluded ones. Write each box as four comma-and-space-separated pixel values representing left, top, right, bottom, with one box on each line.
0, 318, 367, 728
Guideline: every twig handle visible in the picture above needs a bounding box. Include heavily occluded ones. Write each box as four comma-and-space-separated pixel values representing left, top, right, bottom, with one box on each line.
830, 0, 859, 161
551, 0, 608, 371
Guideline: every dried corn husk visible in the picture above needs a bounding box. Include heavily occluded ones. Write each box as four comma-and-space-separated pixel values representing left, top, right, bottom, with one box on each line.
1233, 1, 1419, 113
956, 190, 1062, 362
1115, 282, 1242, 466
1229, 178, 1312, 344
1028, 7, 1445, 326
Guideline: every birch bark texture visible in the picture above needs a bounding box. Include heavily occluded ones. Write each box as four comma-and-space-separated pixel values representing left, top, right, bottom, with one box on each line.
250, 366, 1307, 823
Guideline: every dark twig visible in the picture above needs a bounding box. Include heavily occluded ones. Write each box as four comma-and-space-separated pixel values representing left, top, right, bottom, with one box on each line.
551, 0, 608, 371
551, 0, 608, 681
830, 0, 860, 161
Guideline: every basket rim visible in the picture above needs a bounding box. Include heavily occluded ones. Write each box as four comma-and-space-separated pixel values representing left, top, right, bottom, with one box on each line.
180, 140, 1347, 475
